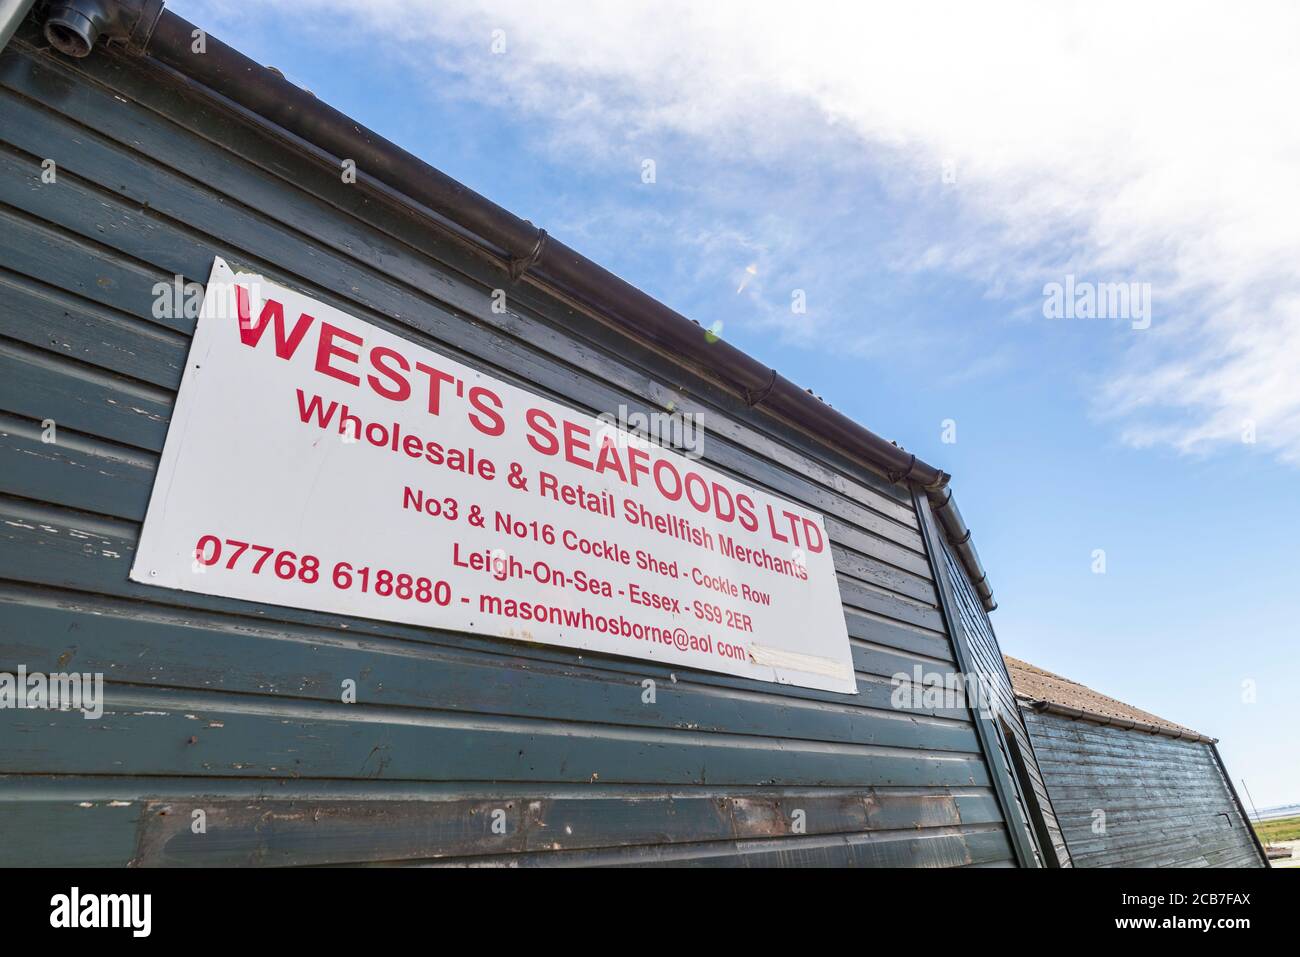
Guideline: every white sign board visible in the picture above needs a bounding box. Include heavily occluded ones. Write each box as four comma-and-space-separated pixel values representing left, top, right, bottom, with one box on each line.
131, 259, 856, 693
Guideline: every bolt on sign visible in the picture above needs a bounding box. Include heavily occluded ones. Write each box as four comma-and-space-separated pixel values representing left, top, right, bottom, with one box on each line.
131, 258, 856, 693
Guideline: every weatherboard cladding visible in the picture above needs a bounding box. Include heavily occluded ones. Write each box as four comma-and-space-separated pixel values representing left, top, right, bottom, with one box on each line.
1020, 711, 1265, 868
1002, 658, 1265, 869
0, 28, 1026, 866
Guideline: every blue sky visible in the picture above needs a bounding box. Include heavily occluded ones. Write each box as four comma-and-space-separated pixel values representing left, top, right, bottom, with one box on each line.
175, 1, 1299, 807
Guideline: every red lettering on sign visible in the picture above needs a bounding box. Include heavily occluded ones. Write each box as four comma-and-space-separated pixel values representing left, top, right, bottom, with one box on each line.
235, 286, 315, 358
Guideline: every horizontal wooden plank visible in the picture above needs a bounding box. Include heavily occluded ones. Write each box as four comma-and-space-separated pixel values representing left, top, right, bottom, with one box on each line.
0, 775, 1005, 867
416, 825, 1013, 867
1066, 829, 1255, 864
0, 796, 1012, 867
0, 335, 170, 450
0, 685, 992, 788
0, 265, 187, 389
0, 584, 980, 753
1047, 789, 1249, 811
0, 499, 968, 717
124, 791, 976, 866
1031, 747, 1225, 775
843, 608, 952, 661
831, 543, 934, 604
0, 774, 1003, 806
1029, 725, 1213, 756
0, 201, 189, 333
0, 411, 154, 519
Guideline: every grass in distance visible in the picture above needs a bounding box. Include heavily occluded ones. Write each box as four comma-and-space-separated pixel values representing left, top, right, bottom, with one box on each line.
1254, 815, 1300, 845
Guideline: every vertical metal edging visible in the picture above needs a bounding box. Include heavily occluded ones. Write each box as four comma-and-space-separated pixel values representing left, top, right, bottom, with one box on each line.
986, 710, 1043, 868
988, 638, 1074, 866
1210, 743, 1271, 868
999, 711, 1062, 867
1012, 701, 1075, 867
913, 488, 1040, 868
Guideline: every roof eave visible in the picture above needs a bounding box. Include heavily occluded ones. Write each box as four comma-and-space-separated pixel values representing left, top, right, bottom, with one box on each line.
1017, 694, 1217, 745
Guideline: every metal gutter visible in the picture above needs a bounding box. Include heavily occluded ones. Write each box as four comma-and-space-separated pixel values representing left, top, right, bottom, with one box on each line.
26, 0, 997, 611
1020, 696, 1218, 745
928, 486, 994, 610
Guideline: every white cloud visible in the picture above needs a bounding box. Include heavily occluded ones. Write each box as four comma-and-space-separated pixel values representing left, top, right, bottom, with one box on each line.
184, 0, 1300, 462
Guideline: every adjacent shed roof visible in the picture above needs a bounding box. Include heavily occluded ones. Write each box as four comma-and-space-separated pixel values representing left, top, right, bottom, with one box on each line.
1004, 655, 1213, 743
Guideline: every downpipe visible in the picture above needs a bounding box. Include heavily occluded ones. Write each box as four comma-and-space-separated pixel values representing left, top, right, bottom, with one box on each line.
39, 0, 161, 57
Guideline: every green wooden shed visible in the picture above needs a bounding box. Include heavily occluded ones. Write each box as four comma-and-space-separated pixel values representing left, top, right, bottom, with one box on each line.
0, 0, 1070, 867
